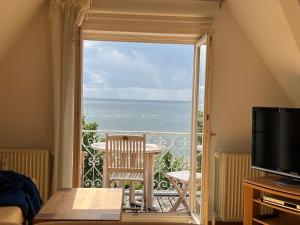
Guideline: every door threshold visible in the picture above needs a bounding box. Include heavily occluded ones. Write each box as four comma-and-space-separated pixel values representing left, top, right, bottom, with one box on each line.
122, 212, 193, 223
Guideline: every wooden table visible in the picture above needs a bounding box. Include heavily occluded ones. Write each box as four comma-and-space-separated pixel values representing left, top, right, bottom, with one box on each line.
165, 170, 201, 212
91, 142, 164, 210
33, 188, 123, 224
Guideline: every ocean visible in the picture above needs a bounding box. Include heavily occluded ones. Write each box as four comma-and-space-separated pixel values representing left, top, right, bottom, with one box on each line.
83, 98, 192, 133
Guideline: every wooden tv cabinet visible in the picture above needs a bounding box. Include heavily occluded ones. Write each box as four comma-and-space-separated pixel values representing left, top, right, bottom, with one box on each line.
243, 176, 300, 225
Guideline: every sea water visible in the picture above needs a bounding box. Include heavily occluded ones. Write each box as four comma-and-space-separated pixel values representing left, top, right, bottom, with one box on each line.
83, 98, 192, 133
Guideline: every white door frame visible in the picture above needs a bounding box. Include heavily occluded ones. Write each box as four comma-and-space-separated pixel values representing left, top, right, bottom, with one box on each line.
79, 34, 213, 222
190, 33, 213, 225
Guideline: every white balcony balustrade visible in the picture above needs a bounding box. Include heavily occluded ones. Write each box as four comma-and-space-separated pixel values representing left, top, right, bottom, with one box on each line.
81, 130, 202, 212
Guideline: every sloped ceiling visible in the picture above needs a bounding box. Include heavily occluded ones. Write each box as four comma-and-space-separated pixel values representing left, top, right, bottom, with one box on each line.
226, 0, 300, 106
0, 0, 46, 62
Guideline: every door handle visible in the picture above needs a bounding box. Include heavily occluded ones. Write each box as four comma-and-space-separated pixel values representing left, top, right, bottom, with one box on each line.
211, 132, 216, 137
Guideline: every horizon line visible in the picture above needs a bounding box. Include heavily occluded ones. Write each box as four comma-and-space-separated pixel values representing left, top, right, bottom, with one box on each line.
83, 97, 192, 102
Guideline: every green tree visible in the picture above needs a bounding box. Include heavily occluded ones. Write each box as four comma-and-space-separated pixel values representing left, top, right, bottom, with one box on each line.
197, 111, 204, 172
197, 111, 204, 144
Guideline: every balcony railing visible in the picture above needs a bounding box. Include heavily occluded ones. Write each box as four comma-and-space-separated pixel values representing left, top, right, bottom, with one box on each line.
81, 130, 202, 192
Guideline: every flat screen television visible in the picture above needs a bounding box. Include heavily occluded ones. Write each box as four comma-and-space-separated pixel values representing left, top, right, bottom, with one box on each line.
252, 107, 300, 184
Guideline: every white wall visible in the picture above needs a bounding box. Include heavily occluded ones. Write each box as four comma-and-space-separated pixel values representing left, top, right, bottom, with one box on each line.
208, 4, 293, 219
0, 0, 45, 62
226, 0, 300, 106
0, 2, 53, 149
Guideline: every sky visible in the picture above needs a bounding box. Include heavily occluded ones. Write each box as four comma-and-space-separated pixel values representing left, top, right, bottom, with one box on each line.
83, 40, 205, 102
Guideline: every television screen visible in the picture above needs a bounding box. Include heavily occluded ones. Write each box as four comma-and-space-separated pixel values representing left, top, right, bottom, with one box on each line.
252, 107, 300, 179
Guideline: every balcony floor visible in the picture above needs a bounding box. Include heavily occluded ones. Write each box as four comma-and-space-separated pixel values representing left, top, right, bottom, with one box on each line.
123, 193, 201, 213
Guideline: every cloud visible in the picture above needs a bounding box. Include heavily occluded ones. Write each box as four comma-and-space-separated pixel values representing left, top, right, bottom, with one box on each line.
83, 40, 195, 101
89, 73, 105, 85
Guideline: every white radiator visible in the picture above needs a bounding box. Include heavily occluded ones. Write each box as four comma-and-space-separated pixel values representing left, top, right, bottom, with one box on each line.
0, 149, 50, 202
215, 152, 264, 221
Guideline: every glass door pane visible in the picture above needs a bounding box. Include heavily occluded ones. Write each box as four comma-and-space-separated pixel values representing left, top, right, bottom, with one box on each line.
196, 44, 207, 219
190, 35, 210, 224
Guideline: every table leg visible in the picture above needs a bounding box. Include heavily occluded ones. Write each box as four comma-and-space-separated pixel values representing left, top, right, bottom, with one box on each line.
147, 154, 157, 211
102, 153, 109, 188
129, 181, 136, 204
120, 181, 125, 204
181, 184, 190, 211
169, 179, 189, 212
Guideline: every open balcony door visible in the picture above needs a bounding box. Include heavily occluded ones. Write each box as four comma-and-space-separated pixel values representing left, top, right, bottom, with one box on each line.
190, 33, 212, 225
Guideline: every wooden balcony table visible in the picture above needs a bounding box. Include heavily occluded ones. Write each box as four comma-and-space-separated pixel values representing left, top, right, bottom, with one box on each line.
165, 170, 202, 212
91, 142, 165, 211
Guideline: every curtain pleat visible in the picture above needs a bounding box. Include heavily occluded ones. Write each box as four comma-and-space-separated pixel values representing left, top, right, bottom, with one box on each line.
49, 0, 90, 192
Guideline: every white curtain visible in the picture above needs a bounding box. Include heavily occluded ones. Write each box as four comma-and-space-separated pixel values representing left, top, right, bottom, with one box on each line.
49, 0, 90, 191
